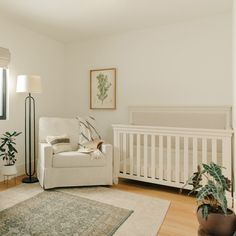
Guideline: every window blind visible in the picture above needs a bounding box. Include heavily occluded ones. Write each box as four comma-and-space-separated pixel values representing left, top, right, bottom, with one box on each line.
0, 47, 10, 68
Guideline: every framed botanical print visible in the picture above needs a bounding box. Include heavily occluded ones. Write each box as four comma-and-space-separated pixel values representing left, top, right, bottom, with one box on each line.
90, 68, 116, 109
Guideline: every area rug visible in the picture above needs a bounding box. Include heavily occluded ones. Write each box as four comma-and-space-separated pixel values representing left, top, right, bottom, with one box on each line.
0, 190, 133, 236
0, 184, 170, 236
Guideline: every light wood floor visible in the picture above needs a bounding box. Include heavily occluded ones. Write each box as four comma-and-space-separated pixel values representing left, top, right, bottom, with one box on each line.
0, 176, 198, 236
112, 179, 198, 236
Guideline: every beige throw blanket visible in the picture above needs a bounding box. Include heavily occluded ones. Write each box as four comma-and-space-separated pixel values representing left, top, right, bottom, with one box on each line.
78, 139, 104, 159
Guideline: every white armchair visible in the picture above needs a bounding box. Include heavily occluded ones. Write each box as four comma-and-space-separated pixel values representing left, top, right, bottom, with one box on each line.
37, 117, 113, 189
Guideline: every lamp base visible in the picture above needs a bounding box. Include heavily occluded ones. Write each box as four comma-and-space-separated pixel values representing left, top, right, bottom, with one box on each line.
22, 176, 38, 183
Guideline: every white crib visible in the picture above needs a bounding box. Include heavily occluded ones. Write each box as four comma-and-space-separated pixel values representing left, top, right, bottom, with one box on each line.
113, 106, 233, 192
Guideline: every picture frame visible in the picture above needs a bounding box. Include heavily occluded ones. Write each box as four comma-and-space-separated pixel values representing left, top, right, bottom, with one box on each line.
90, 68, 116, 109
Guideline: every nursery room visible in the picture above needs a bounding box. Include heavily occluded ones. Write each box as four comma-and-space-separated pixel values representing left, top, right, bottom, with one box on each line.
0, 0, 235, 235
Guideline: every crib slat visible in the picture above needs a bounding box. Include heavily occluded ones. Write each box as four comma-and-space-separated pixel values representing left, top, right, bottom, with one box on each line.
222, 137, 231, 176
137, 134, 141, 177
184, 137, 189, 182
202, 138, 207, 164
123, 133, 127, 174
129, 134, 134, 175
222, 137, 232, 207
212, 138, 217, 164
151, 135, 155, 179
167, 136, 171, 181
159, 136, 163, 180
201, 137, 208, 187
144, 134, 148, 178
175, 136, 180, 183
193, 137, 198, 173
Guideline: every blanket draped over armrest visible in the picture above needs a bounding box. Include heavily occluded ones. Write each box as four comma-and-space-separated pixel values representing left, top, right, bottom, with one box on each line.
78, 139, 104, 159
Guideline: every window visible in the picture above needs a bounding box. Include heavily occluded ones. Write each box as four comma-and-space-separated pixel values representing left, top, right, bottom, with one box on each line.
0, 47, 10, 120
0, 68, 6, 120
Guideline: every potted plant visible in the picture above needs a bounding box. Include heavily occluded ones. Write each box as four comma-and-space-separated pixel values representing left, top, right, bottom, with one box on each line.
182, 162, 236, 236
0, 131, 21, 176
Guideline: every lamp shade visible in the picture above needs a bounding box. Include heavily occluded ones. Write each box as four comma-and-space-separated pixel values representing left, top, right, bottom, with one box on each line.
16, 75, 42, 93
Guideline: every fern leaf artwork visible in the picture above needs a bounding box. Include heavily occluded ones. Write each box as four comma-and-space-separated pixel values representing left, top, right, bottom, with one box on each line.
90, 68, 116, 109
96, 73, 112, 104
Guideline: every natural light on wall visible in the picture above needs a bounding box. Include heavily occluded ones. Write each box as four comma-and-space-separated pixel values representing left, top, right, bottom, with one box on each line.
0, 47, 10, 120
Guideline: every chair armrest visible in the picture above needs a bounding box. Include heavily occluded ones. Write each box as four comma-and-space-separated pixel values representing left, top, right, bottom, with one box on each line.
38, 143, 53, 168
101, 144, 112, 165
101, 144, 112, 158
101, 144, 113, 184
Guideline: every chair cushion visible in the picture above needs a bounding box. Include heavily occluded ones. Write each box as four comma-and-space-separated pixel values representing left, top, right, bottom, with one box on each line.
39, 117, 79, 145
52, 151, 106, 168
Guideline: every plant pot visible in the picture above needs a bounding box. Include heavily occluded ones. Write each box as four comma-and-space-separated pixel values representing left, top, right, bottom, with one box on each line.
197, 205, 236, 236
2, 164, 17, 176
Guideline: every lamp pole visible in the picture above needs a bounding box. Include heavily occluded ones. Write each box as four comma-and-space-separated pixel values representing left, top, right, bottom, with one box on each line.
16, 75, 41, 184
22, 92, 38, 183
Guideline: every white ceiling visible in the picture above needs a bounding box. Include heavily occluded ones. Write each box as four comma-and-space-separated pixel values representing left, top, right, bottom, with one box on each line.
0, 0, 232, 43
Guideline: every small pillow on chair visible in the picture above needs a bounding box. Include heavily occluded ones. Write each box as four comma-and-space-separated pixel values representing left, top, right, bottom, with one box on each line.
46, 134, 74, 154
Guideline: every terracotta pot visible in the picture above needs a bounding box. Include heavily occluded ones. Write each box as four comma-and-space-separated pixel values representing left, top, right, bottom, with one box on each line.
197, 205, 236, 236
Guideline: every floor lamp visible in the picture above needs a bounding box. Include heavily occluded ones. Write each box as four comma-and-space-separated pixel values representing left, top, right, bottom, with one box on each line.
16, 75, 42, 183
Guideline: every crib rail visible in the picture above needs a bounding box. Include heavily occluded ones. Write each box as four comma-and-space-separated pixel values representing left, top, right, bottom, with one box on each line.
113, 124, 233, 191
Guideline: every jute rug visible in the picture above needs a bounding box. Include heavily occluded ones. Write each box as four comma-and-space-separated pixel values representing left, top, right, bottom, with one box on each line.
0, 184, 170, 236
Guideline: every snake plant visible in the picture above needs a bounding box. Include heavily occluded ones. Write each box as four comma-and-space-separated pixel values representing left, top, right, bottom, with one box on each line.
183, 162, 231, 219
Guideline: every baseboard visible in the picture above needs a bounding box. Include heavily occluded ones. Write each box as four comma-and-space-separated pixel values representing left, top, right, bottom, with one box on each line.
0, 163, 25, 182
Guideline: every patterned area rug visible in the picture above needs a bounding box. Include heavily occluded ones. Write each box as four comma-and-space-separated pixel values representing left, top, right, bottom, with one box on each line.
0, 184, 170, 235
0, 190, 133, 236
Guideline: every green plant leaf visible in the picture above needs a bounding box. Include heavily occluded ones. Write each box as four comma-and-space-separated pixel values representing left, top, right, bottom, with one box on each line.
196, 184, 214, 201
0, 131, 21, 165
202, 163, 228, 190
201, 204, 209, 220
15, 132, 22, 136
181, 165, 204, 194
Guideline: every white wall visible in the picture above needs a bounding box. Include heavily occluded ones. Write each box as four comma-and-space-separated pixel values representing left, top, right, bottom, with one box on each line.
0, 13, 231, 179
65, 14, 232, 142
0, 17, 66, 178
